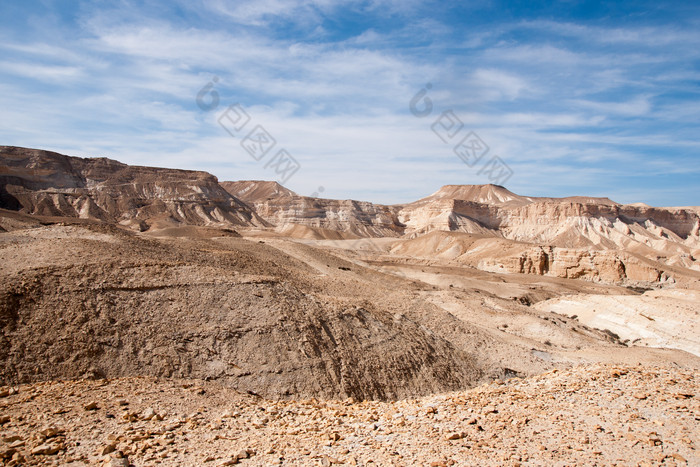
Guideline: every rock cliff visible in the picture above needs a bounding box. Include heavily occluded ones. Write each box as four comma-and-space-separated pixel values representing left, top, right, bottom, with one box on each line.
222, 181, 404, 238
0, 146, 267, 231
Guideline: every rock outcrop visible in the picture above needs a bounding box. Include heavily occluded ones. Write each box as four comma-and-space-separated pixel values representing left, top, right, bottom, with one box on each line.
478, 246, 671, 284
391, 230, 686, 286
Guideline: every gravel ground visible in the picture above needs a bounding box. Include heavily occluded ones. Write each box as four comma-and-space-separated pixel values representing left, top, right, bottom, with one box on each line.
0, 364, 697, 466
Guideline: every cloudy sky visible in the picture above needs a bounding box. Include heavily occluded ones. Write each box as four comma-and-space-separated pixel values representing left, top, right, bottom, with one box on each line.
1, 1, 699, 206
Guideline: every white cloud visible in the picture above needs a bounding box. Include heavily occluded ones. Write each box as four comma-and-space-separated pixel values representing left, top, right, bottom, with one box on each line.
570, 96, 653, 117
469, 68, 533, 101
0, 61, 83, 81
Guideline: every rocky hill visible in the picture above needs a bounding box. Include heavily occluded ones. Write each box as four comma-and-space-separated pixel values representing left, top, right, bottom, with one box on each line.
0, 220, 489, 401
4, 148, 697, 278
0, 146, 267, 231
222, 180, 404, 238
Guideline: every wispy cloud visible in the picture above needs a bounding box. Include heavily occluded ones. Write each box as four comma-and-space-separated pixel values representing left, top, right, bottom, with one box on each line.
0, 0, 698, 206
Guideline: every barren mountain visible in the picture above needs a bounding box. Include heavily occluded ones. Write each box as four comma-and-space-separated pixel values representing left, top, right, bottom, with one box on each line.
0, 146, 267, 231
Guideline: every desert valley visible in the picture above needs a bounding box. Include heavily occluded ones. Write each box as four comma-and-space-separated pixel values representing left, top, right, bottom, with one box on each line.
0, 145, 698, 466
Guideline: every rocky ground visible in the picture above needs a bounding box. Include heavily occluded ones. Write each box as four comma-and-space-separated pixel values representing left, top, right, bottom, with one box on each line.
0, 364, 697, 466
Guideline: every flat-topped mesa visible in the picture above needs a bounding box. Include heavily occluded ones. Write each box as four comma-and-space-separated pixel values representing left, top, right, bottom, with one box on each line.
420, 184, 532, 207
418, 184, 618, 207
401, 184, 699, 238
0, 146, 267, 230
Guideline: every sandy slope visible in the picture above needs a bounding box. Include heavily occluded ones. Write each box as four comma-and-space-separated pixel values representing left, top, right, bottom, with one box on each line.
535, 289, 700, 357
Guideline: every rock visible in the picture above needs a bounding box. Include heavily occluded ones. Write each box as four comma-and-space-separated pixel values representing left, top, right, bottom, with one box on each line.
31, 443, 61, 455
101, 444, 117, 455
40, 426, 63, 438
219, 458, 240, 466
0, 415, 10, 425
109, 457, 130, 467
671, 453, 687, 462
84, 401, 99, 410
141, 407, 156, 420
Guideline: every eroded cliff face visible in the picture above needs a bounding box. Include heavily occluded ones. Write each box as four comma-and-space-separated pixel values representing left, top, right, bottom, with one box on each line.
478, 246, 673, 285
0, 146, 266, 230
395, 185, 700, 277
497, 202, 700, 248
222, 181, 404, 238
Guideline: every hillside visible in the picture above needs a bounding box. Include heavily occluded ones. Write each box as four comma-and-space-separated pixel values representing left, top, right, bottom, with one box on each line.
0, 146, 267, 231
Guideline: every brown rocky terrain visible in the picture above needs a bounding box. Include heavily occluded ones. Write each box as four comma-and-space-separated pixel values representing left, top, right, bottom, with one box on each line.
0, 364, 697, 466
2, 146, 699, 465
0, 219, 486, 401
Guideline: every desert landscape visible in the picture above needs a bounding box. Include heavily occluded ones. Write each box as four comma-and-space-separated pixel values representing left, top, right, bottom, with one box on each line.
1, 146, 698, 466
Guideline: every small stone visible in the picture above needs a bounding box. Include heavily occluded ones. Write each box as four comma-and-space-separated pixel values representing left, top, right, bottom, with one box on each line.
141, 407, 156, 420
40, 426, 63, 438
100, 444, 117, 455
31, 443, 61, 455
0, 415, 10, 425
84, 401, 99, 411
109, 457, 129, 467
8, 440, 24, 449
446, 432, 466, 440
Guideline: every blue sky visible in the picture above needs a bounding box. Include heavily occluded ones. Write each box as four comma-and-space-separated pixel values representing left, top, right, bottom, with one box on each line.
0, 0, 698, 206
